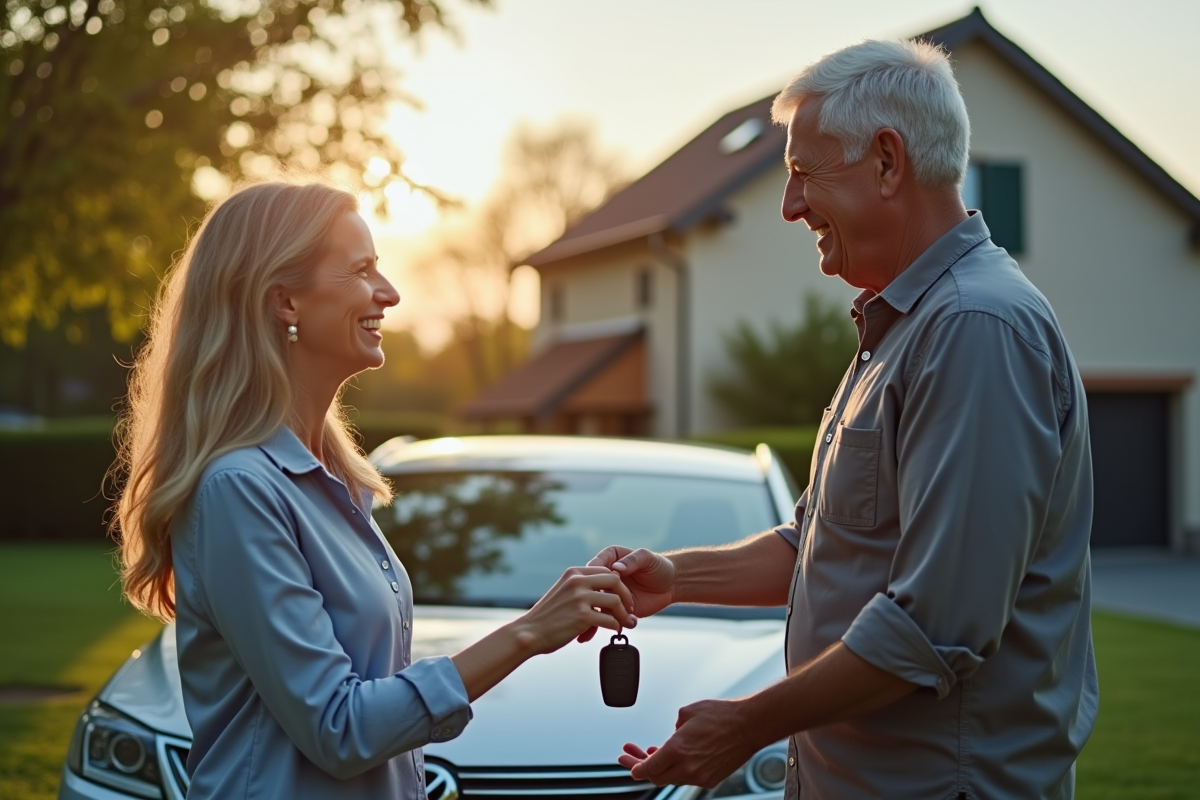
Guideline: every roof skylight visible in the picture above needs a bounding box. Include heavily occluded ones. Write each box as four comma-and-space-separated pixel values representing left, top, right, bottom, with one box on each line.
719, 117, 764, 154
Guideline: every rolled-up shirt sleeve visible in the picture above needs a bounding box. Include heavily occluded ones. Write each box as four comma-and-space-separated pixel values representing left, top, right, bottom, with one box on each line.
186, 469, 471, 779
841, 310, 1066, 698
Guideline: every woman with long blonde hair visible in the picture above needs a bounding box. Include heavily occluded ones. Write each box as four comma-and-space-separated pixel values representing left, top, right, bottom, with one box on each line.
115, 181, 634, 800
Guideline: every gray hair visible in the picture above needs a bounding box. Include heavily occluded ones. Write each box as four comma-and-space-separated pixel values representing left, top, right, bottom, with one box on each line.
771, 39, 970, 188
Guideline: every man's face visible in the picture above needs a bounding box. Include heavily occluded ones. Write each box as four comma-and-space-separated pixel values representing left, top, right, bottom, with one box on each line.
781, 97, 883, 290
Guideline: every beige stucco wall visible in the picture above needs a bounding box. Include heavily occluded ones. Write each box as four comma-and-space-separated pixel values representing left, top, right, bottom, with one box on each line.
954, 41, 1200, 541
684, 174, 859, 435
535, 242, 683, 439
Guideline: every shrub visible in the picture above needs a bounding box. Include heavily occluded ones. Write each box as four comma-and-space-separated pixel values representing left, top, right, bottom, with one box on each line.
709, 292, 857, 426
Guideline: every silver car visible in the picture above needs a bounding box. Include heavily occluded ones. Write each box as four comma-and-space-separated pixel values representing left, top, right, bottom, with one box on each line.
60, 435, 799, 800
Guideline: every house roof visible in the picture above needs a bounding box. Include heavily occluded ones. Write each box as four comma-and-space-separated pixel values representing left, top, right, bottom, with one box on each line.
460, 329, 644, 420
525, 6, 1200, 268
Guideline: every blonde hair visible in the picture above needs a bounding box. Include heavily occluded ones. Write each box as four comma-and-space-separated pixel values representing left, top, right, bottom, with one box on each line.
771, 39, 970, 188
115, 181, 393, 622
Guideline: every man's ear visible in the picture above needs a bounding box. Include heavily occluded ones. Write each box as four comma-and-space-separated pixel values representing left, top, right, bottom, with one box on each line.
270, 285, 300, 326
874, 128, 906, 199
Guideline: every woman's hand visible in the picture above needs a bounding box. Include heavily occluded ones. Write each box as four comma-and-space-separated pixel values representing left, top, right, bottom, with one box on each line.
577, 547, 677, 643
517, 567, 637, 655
451, 567, 635, 701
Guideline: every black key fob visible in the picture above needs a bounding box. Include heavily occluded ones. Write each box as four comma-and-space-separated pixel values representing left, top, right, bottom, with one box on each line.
599, 633, 639, 707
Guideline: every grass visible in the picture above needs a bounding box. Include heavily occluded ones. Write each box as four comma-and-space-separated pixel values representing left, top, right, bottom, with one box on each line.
0, 544, 1197, 799
0, 544, 163, 800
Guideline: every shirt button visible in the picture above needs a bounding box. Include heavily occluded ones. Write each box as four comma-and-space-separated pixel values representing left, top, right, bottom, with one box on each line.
788, 756, 796, 767
825, 432, 833, 443
861, 350, 871, 361
382, 560, 390, 570
403, 620, 410, 630
390, 581, 399, 593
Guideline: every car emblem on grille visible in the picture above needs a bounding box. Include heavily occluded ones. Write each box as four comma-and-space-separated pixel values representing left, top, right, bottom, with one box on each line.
425, 762, 460, 800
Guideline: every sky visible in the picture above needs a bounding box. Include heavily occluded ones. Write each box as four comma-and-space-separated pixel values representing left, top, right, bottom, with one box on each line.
371, 0, 1200, 345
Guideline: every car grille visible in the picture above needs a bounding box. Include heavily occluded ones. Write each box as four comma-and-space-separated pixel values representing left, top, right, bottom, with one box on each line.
430, 761, 669, 799
158, 739, 191, 800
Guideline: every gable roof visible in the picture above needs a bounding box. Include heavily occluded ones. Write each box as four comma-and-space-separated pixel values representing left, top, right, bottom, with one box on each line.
526, 6, 1200, 267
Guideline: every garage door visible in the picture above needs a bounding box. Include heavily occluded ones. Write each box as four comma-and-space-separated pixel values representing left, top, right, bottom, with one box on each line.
1086, 392, 1169, 547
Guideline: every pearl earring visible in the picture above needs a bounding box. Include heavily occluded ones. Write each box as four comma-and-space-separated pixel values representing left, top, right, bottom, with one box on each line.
287, 324, 298, 343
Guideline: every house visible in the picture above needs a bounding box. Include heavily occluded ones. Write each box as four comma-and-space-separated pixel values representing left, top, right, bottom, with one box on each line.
462, 8, 1200, 551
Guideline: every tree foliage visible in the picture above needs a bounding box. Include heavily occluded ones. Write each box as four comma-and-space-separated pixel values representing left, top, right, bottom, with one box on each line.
412, 119, 627, 393
0, 0, 483, 345
709, 291, 858, 426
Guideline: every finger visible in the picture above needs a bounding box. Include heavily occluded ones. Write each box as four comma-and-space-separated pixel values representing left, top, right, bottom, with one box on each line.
646, 746, 659, 755
577, 571, 638, 615
617, 753, 643, 770
588, 589, 637, 627
622, 742, 651, 760
629, 744, 675, 780
576, 625, 599, 644
586, 546, 629, 569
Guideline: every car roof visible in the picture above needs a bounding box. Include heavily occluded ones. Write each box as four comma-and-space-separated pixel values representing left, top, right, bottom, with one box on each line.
369, 435, 767, 483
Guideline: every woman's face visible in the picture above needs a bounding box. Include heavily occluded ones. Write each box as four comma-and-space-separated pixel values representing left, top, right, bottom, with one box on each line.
285, 211, 400, 385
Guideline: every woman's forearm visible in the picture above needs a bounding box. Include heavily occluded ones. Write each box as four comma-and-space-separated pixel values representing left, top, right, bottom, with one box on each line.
449, 619, 541, 702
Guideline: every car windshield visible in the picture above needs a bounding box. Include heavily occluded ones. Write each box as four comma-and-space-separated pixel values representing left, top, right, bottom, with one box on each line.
372, 470, 780, 616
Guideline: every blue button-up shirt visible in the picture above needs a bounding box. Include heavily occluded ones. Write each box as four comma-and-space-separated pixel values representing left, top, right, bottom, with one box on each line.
775, 213, 1098, 799
171, 426, 471, 800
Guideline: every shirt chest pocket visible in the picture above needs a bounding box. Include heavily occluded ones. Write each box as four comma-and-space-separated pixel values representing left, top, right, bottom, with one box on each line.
818, 424, 882, 527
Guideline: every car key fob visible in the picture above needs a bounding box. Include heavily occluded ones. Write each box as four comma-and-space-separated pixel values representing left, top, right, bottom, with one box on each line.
599, 633, 639, 707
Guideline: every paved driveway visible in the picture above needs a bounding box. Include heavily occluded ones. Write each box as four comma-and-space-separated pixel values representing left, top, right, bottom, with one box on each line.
1090, 547, 1200, 628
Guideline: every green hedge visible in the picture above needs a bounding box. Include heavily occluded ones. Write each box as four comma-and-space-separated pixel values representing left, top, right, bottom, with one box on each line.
691, 426, 818, 490
0, 414, 449, 542
0, 418, 118, 541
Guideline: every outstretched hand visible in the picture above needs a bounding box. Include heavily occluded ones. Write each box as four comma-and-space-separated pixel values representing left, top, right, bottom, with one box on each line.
577, 546, 678, 643
617, 699, 759, 789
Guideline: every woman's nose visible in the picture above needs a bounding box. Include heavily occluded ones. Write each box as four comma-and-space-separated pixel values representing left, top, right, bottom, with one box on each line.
376, 275, 401, 307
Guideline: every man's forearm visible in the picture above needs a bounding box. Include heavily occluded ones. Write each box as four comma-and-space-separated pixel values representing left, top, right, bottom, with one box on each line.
738, 642, 918, 748
669, 531, 796, 608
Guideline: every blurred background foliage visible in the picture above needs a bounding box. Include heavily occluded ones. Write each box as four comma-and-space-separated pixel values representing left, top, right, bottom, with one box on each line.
0, 0, 485, 347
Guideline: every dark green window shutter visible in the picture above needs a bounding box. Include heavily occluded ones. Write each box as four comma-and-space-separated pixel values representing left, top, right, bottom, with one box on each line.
980, 163, 1024, 255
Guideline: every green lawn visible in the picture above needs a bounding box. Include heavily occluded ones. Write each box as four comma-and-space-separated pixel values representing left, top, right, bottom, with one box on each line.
1, 544, 1197, 799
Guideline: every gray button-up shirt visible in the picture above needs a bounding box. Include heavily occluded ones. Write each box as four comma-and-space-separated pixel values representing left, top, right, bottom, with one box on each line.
775, 213, 1098, 800
172, 426, 472, 800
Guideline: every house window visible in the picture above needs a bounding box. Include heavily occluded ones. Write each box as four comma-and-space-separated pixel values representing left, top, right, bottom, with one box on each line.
963, 161, 1025, 255
635, 267, 653, 310
549, 284, 565, 323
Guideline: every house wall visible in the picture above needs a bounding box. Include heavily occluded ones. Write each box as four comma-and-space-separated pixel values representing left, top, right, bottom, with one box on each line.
536, 242, 682, 438
684, 176, 859, 435
954, 41, 1200, 543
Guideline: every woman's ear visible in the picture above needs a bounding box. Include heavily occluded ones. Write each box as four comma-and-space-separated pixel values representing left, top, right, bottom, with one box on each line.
270, 285, 299, 327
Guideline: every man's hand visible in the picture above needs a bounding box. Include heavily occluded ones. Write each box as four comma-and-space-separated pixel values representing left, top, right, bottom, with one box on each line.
617, 699, 760, 789
577, 547, 677, 643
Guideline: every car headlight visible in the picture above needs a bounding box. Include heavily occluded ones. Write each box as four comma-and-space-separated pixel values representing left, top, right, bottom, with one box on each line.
700, 741, 788, 798
67, 701, 166, 799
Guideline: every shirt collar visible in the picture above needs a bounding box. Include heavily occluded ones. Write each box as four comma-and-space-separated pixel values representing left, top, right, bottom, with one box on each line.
258, 425, 324, 476
877, 210, 992, 315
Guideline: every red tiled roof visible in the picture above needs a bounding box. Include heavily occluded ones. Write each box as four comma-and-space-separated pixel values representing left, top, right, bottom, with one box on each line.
461, 331, 643, 420
524, 7, 1200, 267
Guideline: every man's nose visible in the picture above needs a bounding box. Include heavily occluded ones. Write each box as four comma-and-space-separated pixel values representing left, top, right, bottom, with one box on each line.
781, 178, 808, 223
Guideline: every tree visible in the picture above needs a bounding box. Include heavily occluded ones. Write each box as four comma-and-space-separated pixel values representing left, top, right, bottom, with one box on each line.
0, 0, 484, 346
709, 291, 858, 426
412, 119, 626, 393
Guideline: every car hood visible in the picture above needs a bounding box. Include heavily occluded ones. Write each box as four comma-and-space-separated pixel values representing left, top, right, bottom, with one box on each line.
101, 607, 785, 766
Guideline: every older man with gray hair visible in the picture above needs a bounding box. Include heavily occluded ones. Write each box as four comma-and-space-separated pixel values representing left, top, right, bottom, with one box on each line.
589, 38, 1098, 799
